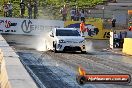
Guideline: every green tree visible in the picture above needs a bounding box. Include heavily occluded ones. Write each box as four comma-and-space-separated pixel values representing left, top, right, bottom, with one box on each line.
0, 0, 106, 18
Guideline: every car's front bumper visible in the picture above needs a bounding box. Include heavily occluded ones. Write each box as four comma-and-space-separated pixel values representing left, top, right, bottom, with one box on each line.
55, 43, 86, 52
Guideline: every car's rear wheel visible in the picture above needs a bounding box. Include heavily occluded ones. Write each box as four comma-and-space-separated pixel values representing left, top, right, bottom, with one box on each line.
54, 45, 58, 53
53, 42, 58, 53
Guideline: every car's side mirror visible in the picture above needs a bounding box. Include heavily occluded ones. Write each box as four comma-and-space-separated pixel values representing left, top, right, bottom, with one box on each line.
49, 32, 54, 37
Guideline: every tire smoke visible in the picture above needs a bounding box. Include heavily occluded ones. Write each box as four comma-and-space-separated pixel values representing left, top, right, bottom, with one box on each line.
27, 32, 50, 51
35, 33, 50, 51
35, 37, 47, 51
85, 40, 94, 52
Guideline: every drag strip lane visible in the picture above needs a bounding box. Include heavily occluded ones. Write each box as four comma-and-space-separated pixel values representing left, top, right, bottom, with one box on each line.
81, 53, 132, 74
18, 51, 81, 88
2, 34, 132, 88
17, 51, 114, 88
44, 51, 132, 87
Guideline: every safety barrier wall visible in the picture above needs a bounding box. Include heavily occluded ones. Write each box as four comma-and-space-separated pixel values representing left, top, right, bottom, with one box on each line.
0, 35, 38, 88
0, 36, 10, 87
0, 17, 64, 35
122, 38, 132, 55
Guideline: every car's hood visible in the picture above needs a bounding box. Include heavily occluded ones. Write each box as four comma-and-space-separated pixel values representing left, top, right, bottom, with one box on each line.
55, 36, 85, 42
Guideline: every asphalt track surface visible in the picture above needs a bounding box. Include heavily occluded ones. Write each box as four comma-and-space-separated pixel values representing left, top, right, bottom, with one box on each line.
2, 35, 132, 88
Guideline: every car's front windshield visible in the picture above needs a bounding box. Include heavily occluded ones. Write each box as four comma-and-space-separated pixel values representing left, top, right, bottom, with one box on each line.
56, 29, 80, 36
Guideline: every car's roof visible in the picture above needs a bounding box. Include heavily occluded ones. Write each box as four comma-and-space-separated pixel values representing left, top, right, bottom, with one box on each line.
55, 28, 77, 30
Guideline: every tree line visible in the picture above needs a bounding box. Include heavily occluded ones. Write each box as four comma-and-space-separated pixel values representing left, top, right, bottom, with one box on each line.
40, 0, 106, 8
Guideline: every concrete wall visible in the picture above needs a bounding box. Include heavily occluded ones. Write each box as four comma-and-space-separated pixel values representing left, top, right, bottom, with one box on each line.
122, 38, 132, 55
0, 35, 38, 88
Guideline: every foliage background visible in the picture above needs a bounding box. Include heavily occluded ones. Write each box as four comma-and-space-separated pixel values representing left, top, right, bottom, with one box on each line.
0, 0, 106, 19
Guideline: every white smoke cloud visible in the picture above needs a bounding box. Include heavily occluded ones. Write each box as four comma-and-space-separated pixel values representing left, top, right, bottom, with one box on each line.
85, 40, 94, 52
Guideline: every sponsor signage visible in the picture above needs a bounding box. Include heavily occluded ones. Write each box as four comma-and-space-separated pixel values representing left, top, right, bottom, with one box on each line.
77, 66, 131, 85
0, 18, 64, 35
64, 21, 106, 39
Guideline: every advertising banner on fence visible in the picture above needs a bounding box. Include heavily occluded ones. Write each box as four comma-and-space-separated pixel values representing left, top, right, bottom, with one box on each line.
64, 21, 109, 39
0, 18, 64, 35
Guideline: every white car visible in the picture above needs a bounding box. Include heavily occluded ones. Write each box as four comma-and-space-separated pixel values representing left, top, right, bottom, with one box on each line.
46, 28, 86, 53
